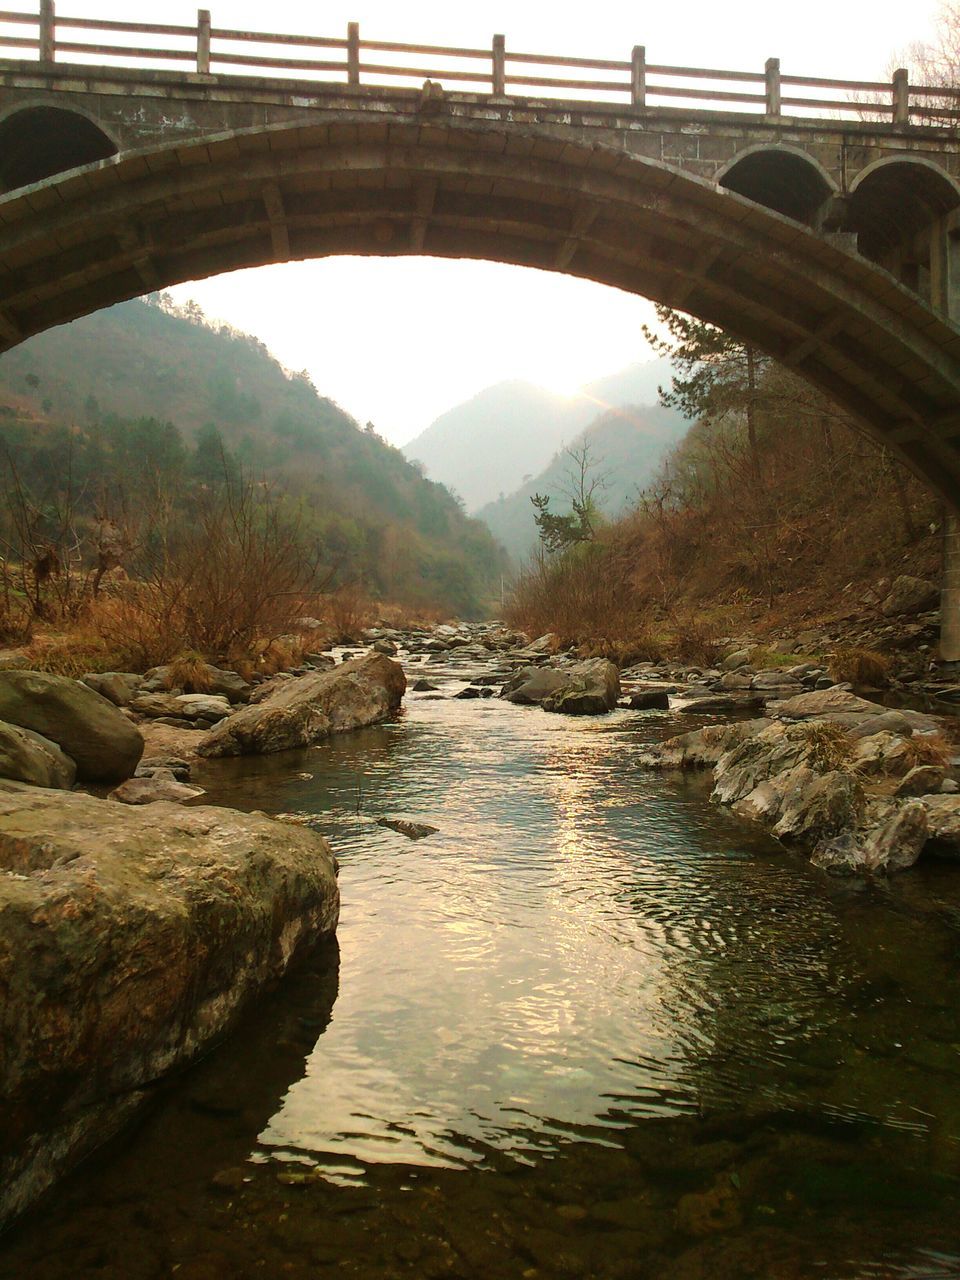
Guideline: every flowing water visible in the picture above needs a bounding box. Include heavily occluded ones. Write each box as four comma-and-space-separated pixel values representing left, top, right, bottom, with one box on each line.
3, 644, 960, 1279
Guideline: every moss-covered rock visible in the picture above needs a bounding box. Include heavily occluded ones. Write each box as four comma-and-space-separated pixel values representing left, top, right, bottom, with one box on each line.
0, 781, 339, 1229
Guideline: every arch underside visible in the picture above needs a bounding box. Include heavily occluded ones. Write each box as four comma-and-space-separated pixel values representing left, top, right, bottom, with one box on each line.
2, 115, 960, 506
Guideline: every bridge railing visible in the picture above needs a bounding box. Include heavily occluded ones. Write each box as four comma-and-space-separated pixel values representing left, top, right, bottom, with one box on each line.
0, 3, 958, 125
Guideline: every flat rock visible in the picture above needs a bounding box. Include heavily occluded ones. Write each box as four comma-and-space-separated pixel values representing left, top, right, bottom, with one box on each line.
677, 693, 765, 714
767, 688, 940, 734
109, 777, 205, 804
0, 670, 143, 783
0, 781, 339, 1230
517, 632, 561, 656
130, 692, 183, 718
627, 689, 671, 710
376, 817, 439, 840
767, 688, 881, 720
198, 652, 406, 758
894, 765, 946, 797
174, 694, 232, 722
719, 672, 754, 690
750, 671, 804, 692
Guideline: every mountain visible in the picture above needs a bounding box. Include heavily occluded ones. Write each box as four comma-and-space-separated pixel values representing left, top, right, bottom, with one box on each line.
476, 401, 688, 563
401, 360, 672, 513
0, 296, 506, 616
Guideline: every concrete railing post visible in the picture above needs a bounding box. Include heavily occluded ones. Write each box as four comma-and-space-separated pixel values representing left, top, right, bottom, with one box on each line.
197, 9, 211, 75
347, 22, 360, 86
39, 0, 55, 63
893, 67, 909, 124
492, 33, 505, 96
631, 45, 646, 107
765, 57, 781, 116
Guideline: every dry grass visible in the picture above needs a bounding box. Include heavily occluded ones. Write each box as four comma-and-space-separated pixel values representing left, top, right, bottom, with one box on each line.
164, 651, 212, 692
789, 721, 855, 772
577, 632, 664, 666
252, 634, 304, 676
830, 647, 891, 687
746, 645, 816, 670
20, 635, 116, 678
903, 732, 953, 769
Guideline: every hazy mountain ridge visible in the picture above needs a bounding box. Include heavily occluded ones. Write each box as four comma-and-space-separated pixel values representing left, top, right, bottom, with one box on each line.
402, 360, 672, 513
476, 401, 688, 562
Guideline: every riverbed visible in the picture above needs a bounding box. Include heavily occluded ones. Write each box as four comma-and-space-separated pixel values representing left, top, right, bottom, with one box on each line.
2, 643, 960, 1278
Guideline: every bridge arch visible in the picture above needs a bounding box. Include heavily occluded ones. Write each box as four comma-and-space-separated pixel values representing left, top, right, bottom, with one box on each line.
716, 144, 837, 226
847, 158, 960, 297
0, 103, 118, 194
1, 115, 960, 509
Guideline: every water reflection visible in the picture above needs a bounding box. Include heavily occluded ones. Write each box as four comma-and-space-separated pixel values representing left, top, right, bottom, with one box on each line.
204, 692, 960, 1185
4, 668, 960, 1277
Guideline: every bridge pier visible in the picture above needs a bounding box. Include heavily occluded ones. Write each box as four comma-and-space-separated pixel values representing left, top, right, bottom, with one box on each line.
933, 217, 960, 663
941, 516, 960, 663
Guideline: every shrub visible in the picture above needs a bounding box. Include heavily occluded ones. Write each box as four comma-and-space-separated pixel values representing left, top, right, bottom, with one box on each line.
0, 565, 31, 646
671, 614, 723, 667
505, 543, 654, 648
322, 584, 371, 642
830, 647, 891, 687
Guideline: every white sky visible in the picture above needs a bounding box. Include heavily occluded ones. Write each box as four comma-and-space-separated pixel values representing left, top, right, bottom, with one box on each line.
18, 1, 944, 443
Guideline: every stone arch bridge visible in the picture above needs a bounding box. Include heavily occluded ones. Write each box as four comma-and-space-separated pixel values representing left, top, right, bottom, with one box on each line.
4, 6, 960, 651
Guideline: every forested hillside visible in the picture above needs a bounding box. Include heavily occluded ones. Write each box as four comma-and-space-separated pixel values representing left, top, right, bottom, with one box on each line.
508, 308, 943, 647
0, 295, 505, 616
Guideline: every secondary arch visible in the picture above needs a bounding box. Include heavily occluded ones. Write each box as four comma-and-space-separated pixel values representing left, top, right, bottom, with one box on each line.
0, 104, 117, 193
717, 145, 837, 225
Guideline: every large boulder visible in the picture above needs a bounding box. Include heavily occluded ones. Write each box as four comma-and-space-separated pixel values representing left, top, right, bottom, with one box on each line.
541, 659, 620, 715
0, 780, 339, 1229
812, 803, 930, 876
862, 802, 929, 873
0, 721, 76, 789
501, 666, 569, 705
880, 575, 939, 617
0, 670, 143, 783
198, 652, 406, 758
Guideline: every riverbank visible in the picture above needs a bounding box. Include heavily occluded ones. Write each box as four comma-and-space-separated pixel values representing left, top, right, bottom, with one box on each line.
3, 635, 960, 1279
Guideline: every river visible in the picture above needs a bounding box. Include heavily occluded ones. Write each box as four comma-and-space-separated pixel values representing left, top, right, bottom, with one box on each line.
2, 639, 960, 1278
